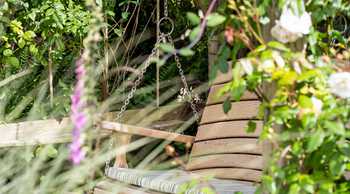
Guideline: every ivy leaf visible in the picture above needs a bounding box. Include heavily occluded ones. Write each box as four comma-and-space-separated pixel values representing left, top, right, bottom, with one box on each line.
206, 13, 226, 27
223, 97, 232, 114
179, 48, 195, 56
306, 129, 325, 152
246, 120, 257, 133
159, 43, 175, 53
186, 12, 200, 25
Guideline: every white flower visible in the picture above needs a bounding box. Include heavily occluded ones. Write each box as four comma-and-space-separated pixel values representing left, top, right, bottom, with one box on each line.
328, 72, 350, 98
271, 7, 312, 43
259, 60, 275, 73
272, 51, 285, 68
239, 59, 253, 75
279, 8, 312, 35
311, 97, 323, 116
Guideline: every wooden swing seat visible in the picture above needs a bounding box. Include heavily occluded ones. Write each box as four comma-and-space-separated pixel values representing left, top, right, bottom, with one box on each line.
95, 69, 264, 194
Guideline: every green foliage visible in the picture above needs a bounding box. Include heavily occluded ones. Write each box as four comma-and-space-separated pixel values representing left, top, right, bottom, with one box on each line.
216, 1, 350, 193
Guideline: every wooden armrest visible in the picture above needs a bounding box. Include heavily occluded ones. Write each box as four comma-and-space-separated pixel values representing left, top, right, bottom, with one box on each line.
101, 121, 194, 144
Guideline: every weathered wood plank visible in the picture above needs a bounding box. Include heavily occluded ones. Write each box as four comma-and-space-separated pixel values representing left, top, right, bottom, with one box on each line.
191, 138, 262, 157
101, 121, 194, 144
207, 83, 258, 105
95, 180, 158, 194
0, 123, 17, 146
200, 101, 260, 125
17, 118, 71, 145
193, 168, 261, 182
0, 104, 187, 147
186, 154, 263, 171
196, 120, 263, 141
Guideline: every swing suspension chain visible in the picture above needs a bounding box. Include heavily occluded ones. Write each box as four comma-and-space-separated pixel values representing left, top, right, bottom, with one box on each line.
167, 35, 200, 121
105, 0, 199, 173
105, 36, 163, 173
164, 0, 168, 17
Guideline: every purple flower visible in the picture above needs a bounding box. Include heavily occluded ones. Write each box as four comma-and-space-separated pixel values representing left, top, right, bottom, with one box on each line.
69, 57, 87, 165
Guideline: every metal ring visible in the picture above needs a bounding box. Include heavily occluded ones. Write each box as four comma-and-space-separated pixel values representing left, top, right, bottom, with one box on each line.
158, 17, 174, 36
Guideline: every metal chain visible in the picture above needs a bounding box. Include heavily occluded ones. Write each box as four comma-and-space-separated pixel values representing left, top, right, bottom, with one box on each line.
167, 35, 200, 121
105, 36, 163, 174
164, 0, 168, 17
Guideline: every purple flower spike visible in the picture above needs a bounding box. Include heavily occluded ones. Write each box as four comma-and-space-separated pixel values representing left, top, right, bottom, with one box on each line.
69, 56, 87, 165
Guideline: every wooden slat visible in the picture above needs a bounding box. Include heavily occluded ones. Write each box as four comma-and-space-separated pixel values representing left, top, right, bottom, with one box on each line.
193, 168, 261, 182
0, 123, 17, 146
186, 154, 263, 170
95, 180, 158, 194
0, 119, 74, 147
191, 138, 262, 157
200, 101, 260, 125
196, 121, 263, 141
17, 118, 71, 144
207, 83, 258, 105
101, 121, 194, 144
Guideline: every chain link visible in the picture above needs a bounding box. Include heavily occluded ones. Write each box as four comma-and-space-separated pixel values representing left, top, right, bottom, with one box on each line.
105, 37, 162, 174
164, 0, 168, 17
167, 35, 200, 121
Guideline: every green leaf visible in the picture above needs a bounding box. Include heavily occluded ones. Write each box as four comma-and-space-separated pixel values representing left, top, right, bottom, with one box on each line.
4, 57, 20, 68
278, 71, 297, 86
186, 12, 200, 25
201, 187, 215, 194
267, 41, 290, 52
246, 120, 257, 133
179, 48, 195, 56
231, 80, 246, 101
298, 95, 312, 108
329, 157, 345, 177
324, 121, 345, 136
29, 45, 38, 55
18, 38, 25, 48
189, 26, 200, 41
218, 60, 228, 73
223, 97, 232, 114
47, 145, 58, 158
306, 129, 325, 152
23, 31, 36, 41
159, 43, 175, 53
3, 49, 13, 57
288, 184, 300, 194
206, 13, 226, 27
122, 12, 129, 20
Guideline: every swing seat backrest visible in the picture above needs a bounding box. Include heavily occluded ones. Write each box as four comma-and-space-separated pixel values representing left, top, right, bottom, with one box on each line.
186, 69, 264, 183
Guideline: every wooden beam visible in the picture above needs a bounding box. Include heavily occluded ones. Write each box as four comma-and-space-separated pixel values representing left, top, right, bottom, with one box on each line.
101, 121, 194, 144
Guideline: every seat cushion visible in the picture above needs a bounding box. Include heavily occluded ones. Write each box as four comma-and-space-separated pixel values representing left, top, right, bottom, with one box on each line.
106, 167, 256, 194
